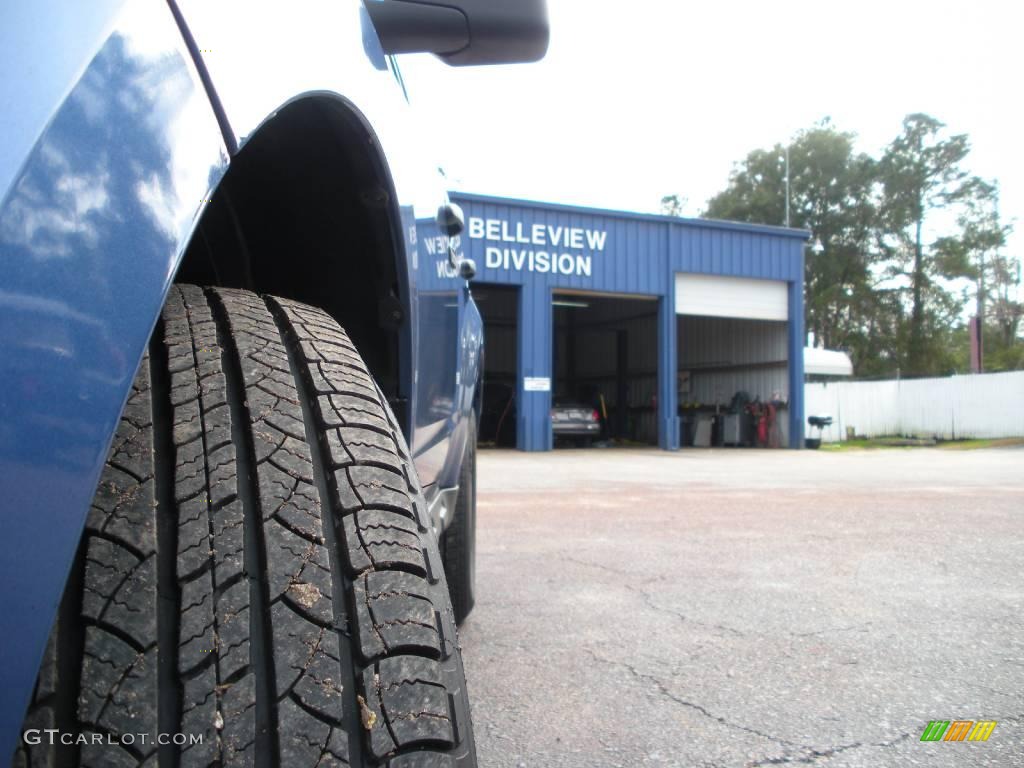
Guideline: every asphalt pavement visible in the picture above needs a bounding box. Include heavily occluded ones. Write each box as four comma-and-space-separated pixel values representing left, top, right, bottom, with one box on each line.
457, 446, 1024, 768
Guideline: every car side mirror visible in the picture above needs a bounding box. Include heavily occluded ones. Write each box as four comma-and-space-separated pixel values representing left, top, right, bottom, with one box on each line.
437, 202, 465, 237
364, 0, 549, 66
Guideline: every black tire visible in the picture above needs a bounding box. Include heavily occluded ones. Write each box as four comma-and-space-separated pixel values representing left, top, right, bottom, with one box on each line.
16, 285, 475, 767
440, 415, 477, 626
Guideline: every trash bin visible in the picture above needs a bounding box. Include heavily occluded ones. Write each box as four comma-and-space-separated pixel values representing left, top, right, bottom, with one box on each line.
806, 415, 832, 449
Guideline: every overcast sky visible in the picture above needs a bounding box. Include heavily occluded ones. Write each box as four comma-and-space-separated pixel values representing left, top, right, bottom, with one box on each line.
401, 0, 1022, 255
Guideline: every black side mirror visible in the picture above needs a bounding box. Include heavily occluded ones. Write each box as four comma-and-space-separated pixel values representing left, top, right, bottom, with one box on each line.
437, 202, 465, 237
364, 0, 549, 66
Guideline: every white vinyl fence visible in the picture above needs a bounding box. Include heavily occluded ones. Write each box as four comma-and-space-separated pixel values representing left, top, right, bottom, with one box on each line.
805, 371, 1024, 441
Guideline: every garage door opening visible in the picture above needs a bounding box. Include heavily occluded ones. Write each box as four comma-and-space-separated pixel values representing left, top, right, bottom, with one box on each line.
678, 316, 790, 447
474, 284, 519, 448
675, 273, 791, 448
552, 291, 659, 447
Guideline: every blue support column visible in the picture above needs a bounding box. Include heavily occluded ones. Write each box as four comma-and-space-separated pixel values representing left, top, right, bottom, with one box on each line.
787, 280, 805, 448
658, 295, 679, 450
517, 282, 552, 451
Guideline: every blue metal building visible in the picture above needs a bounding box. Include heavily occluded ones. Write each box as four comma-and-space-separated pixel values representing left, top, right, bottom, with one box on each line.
418, 193, 809, 452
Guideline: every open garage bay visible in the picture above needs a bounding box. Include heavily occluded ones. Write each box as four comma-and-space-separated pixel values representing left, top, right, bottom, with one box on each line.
459, 447, 1024, 767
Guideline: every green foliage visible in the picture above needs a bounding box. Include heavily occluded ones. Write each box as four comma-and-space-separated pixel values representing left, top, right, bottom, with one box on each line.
988, 251, 1024, 359
698, 114, 1023, 377
935, 184, 1023, 371
876, 114, 992, 374
660, 194, 687, 217
705, 119, 881, 371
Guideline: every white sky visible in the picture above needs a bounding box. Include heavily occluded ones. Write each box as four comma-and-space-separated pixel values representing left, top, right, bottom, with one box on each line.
401, 0, 1023, 255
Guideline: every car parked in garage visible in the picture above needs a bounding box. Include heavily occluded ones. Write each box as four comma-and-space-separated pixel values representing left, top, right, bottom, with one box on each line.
0, 2, 548, 765
551, 400, 603, 446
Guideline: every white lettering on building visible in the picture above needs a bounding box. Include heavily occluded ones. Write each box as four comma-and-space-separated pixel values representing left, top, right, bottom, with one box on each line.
468, 217, 605, 278
436, 260, 459, 279
484, 247, 592, 277
423, 234, 461, 255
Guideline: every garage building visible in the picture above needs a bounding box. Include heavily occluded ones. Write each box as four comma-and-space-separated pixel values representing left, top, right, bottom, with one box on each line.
420, 193, 808, 451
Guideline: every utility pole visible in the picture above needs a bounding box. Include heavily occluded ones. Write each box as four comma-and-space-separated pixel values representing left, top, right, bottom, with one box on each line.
977, 249, 985, 373
975, 188, 999, 373
784, 144, 791, 228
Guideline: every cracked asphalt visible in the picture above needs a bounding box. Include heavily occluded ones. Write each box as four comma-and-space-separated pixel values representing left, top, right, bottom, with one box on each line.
457, 447, 1024, 767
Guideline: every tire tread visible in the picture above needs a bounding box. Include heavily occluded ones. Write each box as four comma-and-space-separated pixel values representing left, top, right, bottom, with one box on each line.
15, 285, 475, 767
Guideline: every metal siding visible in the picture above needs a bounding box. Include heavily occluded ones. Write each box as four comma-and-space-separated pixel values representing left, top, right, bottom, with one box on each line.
453, 192, 811, 239
686, 369, 789, 407
737, 233, 753, 278
720, 231, 732, 273
656, 226, 670, 291
679, 317, 789, 366
457, 201, 670, 296
788, 280, 806, 446
555, 207, 572, 289
518, 281, 552, 450
678, 317, 790, 432
754, 234, 765, 276
628, 223, 637, 293
612, 216, 625, 291
659, 293, 679, 448
635, 223, 644, 292
605, 215, 616, 291
637, 223, 648, 293
666, 227, 806, 283
445, 194, 806, 451
634, 225, 644, 294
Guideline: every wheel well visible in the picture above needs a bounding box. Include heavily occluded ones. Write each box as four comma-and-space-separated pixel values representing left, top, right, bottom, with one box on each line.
176, 94, 406, 403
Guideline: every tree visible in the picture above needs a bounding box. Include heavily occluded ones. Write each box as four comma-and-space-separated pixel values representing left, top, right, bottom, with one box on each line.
985, 250, 1024, 370
704, 120, 880, 368
933, 182, 1022, 370
961, 191, 1022, 368
876, 113, 990, 375
697, 114, 1019, 377
660, 194, 687, 217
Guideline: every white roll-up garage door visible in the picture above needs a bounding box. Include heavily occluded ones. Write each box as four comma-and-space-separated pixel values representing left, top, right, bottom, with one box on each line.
675, 273, 789, 320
